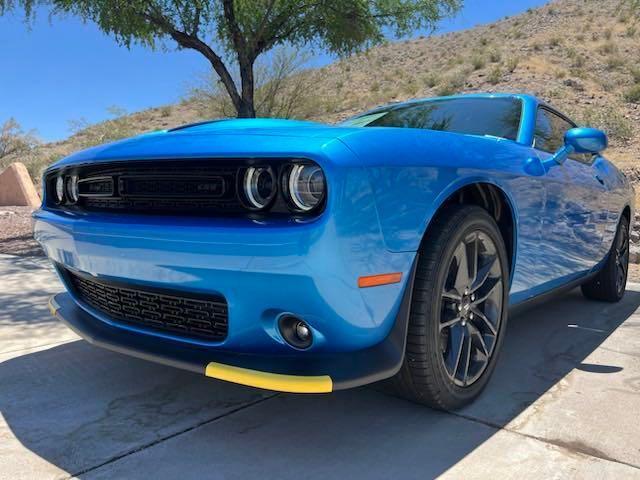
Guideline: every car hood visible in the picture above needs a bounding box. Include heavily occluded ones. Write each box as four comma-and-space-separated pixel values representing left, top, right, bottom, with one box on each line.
48, 118, 518, 170
49, 119, 361, 169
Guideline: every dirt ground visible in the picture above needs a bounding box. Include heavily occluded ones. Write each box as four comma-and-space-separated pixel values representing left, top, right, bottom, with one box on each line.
0, 207, 43, 257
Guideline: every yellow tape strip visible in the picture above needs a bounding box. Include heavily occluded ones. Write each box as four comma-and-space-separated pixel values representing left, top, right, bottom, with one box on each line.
205, 362, 332, 393
48, 296, 60, 316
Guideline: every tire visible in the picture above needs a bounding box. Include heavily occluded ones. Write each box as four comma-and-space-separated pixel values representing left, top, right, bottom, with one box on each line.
581, 218, 629, 303
391, 205, 510, 410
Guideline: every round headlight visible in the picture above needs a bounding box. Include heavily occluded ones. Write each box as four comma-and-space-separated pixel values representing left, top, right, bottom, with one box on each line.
243, 166, 276, 210
55, 176, 65, 203
67, 175, 79, 203
287, 164, 325, 212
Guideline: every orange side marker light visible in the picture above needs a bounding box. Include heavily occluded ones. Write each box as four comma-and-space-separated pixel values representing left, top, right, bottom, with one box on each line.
358, 272, 403, 288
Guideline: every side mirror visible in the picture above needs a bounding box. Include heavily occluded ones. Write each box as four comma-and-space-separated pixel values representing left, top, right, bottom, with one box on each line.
565, 127, 608, 154
548, 128, 608, 166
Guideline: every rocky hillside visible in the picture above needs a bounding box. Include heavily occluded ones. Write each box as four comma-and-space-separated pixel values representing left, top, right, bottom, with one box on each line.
18, 0, 640, 187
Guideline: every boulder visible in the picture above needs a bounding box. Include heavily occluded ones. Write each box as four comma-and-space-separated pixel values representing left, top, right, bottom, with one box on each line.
0, 163, 40, 207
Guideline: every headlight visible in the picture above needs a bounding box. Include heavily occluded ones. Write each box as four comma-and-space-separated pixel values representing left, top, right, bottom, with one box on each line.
286, 164, 326, 212
55, 176, 65, 203
67, 175, 79, 203
243, 166, 276, 210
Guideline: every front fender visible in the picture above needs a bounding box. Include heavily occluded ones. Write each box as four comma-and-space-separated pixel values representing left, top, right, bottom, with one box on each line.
366, 167, 520, 252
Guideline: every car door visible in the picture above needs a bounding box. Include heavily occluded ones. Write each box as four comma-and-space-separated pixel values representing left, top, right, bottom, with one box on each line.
533, 107, 609, 282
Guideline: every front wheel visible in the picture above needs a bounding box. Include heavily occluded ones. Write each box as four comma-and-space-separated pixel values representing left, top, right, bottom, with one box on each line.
392, 205, 509, 410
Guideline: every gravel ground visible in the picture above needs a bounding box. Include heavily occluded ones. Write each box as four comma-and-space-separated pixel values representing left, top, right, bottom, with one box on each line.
2, 207, 640, 282
0, 207, 43, 257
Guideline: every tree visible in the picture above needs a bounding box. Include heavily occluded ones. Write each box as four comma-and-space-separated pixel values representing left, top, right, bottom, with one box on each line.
2, 0, 462, 118
0, 118, 40, 165
189, 47, 318, 119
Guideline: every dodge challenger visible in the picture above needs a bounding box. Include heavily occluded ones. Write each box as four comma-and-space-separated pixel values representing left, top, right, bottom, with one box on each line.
35, 93, 634, 409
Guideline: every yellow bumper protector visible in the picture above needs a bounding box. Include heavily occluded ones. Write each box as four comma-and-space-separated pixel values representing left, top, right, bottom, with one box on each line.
48, 296, 61, 316
205, 362, 333, 393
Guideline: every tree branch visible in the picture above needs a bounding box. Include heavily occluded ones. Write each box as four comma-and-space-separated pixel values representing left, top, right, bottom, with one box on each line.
141, 9, 243, 113
221, 0, 246, 57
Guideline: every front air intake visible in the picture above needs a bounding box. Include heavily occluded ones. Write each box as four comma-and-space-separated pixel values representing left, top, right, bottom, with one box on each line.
62, 267, 229, 342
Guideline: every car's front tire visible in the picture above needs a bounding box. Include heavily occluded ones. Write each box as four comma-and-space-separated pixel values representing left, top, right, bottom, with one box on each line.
392, 205, 509, 410
581, 217, 630, 303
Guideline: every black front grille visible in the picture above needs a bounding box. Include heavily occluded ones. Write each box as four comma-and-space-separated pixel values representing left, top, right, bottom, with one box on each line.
64, 269, 228, 342
45, 160, 296, 216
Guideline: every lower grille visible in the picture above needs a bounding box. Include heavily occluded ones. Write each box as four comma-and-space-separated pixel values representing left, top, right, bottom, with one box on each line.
64, 269, 228, 341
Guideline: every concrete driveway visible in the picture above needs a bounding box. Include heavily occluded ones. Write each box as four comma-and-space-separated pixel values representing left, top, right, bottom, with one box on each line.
1, 253, 639, 479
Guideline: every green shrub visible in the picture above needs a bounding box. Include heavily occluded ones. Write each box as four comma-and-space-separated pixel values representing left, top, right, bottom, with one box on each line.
488, 67, 502, 85
505, 57, 519, 73
624, 85, 640, 103
404, 80, 419, 96
436, 70, 467, 96
572, 55, 586, 68
423, 73, 439, 88
436, 83, 456, 96
489, 50, 502, 63
579, 106, 633, 141
606, 55, 625, 71
598, 42, 617, 55
471, 54, 486, 70
548, 37, 562, 47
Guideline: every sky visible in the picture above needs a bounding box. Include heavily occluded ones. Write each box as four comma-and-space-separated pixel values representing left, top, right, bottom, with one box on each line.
0, 0, 549, 142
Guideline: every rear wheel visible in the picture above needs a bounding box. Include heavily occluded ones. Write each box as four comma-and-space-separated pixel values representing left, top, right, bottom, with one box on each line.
392, 205, 509, 410
581, 218, 629, 302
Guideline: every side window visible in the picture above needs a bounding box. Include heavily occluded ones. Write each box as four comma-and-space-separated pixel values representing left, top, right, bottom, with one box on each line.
534, 108, 571, 153
534, 108, 588, 162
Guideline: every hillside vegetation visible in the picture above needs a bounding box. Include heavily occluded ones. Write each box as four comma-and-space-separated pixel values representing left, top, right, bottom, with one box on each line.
8, 0, 640, 188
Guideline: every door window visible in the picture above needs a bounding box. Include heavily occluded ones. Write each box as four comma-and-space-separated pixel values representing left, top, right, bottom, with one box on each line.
534, 108, 574, 153
534, 107, 589, 162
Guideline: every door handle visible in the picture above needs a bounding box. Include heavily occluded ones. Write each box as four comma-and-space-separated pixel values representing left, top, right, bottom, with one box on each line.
595, 175, 605, 186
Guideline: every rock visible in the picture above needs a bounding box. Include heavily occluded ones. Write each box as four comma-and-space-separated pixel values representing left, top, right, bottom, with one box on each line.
0, 163, 40, 207
630, 244, 640, 264
563, 79, 584, 91
631, 230, 640, 243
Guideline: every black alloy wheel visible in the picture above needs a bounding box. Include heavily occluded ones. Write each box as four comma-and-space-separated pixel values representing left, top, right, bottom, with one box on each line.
391, 205, 509, 410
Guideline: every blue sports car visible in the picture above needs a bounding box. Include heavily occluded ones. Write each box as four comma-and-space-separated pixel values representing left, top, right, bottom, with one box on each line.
35, 93, 634, 409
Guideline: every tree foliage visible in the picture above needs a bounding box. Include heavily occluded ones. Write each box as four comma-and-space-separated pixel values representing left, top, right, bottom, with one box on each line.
2, 0, 462, 117
0, 118, 40, 165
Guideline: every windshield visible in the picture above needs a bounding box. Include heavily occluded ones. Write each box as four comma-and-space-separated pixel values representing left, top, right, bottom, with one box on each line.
340, 97, 523, 141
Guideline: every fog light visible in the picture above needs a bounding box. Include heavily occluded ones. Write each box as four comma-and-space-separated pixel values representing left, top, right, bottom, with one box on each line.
279, 315, 313, 349
295, 321, 311, 342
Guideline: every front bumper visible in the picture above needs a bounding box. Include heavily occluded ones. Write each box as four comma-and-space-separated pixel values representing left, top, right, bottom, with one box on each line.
49, 259, 414, 392
35, 152, 418, 391
34, 182, 415, 354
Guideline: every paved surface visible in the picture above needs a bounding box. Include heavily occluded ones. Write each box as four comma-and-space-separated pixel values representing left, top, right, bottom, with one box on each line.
1, 253, 639, 479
